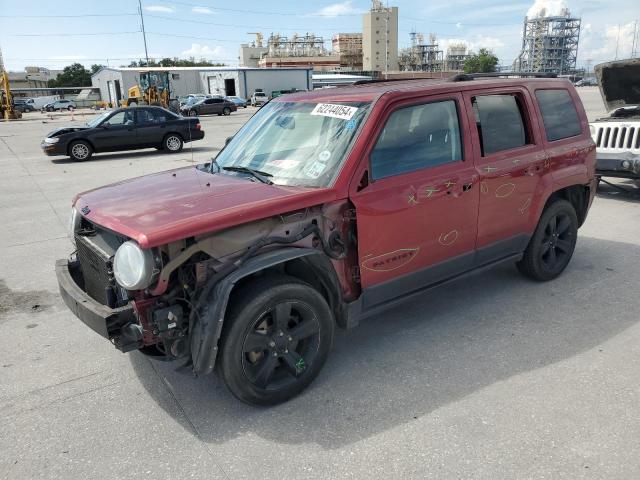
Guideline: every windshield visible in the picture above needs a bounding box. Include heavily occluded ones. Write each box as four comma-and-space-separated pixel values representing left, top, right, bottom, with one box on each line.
214, 100, 370, 187
86, 111, 111, 128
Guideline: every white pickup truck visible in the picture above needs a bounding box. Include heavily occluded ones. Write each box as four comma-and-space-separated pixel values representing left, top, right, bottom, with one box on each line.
589, 59, 640, 181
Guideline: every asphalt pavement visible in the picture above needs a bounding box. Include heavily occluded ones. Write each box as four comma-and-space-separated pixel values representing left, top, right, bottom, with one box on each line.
1, 88, 640, 479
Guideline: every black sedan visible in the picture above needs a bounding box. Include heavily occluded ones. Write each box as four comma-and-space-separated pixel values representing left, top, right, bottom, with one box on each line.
41, 106, 205, 161
181, 97, 237, 117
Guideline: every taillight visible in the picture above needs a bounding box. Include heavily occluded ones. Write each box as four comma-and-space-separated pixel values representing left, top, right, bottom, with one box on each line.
195, 123, 201, 130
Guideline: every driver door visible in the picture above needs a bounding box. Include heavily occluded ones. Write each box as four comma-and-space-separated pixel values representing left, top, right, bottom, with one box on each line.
350, 93, 480, 312
89, 110, 137, 151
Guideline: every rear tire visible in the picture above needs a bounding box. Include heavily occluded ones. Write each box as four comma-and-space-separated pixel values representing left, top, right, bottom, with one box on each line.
163, 134, 183, 153
223, 107, 231, 116
68, 140, 93, 162
218, 275, 334, 406
517, 199, 578, 281
188, 110, 197, 117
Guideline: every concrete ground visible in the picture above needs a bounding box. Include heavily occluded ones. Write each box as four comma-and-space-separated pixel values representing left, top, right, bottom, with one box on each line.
1, 87, 639, 479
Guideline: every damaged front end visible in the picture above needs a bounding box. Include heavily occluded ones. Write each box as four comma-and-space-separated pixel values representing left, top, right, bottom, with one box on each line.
56, 202, 356, 374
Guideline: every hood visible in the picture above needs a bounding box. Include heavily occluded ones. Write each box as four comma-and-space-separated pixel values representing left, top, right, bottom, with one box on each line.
73, 166, 337, 248
47, 126, 90, 137
595, 58, 640, 111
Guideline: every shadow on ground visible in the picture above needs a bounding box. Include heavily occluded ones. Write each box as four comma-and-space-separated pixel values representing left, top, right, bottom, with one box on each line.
596, 178, 640, 203
50, 146, 216, 164
130, 235, 637, 449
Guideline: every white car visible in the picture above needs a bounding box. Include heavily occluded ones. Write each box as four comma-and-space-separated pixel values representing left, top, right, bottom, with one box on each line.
250, 91, 268, 106
44, 99, 77, 111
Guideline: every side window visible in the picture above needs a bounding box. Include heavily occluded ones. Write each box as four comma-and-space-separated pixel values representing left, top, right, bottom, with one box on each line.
473, 94, 529, 155
370, 100, 463, 180
104, 111, 134, 126
535, 89, 582, 141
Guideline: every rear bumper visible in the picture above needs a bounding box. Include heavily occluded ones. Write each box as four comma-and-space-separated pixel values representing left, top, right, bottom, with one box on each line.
187, 130, 205, 142
55, 258, 135, 339
596, 152, 640, 178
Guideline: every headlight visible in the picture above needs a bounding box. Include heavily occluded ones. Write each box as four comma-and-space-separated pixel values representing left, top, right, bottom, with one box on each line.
113, 241, 157, 290
69, 207, 81, 245
44, 137, 59, 144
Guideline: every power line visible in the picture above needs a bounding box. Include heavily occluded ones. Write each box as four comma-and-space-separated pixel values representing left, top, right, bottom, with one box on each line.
146, 32, 247, 43
11, 31, 140, 37
0, 13, 138, 18
159, 0, 361, 17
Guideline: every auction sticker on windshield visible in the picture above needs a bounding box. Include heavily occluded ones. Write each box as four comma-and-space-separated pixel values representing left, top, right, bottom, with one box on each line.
311, 103, 358, 120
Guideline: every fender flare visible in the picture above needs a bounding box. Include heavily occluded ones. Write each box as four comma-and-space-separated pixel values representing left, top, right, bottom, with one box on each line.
191, 247, 341, 375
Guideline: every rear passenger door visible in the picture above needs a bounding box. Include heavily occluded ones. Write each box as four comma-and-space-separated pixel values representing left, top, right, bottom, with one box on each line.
463, 88, 546, 257
351, 93, 480, 310
136, 108, 167, 147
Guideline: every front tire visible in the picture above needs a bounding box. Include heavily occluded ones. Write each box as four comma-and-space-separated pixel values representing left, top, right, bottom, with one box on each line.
188, 110, 198, 117
223, 107, 231, 116
68, 140, 93, 161
517, 199, 578, 281
218, 276, 334, 406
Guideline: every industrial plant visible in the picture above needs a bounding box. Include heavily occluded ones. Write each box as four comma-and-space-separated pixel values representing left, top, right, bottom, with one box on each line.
514, 7, 582, 75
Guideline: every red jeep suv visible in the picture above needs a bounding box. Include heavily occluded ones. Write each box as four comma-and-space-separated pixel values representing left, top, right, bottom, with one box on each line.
56, 74, 597, 405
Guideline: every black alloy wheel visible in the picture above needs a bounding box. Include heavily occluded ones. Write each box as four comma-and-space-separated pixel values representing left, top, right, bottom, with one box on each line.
517, 199, 578, 281
218, 276, 334, 406
189, 109, 198, 117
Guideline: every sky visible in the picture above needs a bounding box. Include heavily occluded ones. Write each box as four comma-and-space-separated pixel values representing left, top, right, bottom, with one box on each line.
1, 0, 638, 72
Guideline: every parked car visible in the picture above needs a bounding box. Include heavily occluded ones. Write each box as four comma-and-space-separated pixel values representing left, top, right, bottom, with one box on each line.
41, 106, 204, 161
589, 59, 640, 182
43, 99, 77, 111
27, 96, 59, 110
14, 98, 36, 112
179, 93, 212, 106
250, 91, 268, 106
181, 97, 237, 116
574, 77, 598, 87
226, 96, 248, 108
56, 75, 596, 405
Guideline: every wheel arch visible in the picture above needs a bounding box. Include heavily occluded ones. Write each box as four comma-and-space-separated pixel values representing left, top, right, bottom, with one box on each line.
191, 248, 345, 376
543, 184, 591, 227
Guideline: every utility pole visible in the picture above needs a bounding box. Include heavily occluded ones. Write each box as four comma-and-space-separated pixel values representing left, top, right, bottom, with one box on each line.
614, 24, 620, 60
138, 0, 150, 66
632, 20, 639, 58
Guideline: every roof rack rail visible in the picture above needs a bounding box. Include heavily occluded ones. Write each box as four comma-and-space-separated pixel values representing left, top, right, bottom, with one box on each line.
451, 72, 558, 82
352, 77, 439, 86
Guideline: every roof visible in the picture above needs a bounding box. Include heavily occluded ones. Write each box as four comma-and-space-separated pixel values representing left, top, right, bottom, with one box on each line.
280, 76, 573, 103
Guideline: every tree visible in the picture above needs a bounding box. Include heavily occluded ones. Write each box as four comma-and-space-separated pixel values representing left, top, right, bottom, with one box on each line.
125, 57, 226, 68
463, 48, 499, 74
90, 64, 105, 75
47, 63, 92, 87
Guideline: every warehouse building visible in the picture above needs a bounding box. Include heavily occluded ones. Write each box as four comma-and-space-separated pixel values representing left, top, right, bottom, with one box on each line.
91, 66, 312, 105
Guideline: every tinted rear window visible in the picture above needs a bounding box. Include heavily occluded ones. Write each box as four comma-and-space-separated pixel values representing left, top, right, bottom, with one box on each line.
535, 89, 582, 141
473, 94, 529, 155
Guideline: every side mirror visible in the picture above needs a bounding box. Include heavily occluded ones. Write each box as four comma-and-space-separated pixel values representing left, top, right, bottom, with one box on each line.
101, 123, 110, 129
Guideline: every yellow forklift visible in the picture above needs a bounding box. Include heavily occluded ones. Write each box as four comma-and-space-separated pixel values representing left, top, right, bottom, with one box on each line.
126, 71, 170, 107
1, 71, 22, 120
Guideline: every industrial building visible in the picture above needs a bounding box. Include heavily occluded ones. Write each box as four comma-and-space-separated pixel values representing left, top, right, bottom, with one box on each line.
362, 0, 399, 72
399, 34, 470, 72
515, 8, 581, 75
91, 66, 312, 105
332, 33, 364, 70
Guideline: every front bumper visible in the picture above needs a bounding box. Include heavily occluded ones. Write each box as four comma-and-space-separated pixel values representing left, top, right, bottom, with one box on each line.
41, 141, 66, 156
596, 152, 640, 178
55, 258, 135, 339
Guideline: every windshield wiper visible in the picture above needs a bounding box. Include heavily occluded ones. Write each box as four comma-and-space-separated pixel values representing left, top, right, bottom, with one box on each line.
222, 166, 274, 185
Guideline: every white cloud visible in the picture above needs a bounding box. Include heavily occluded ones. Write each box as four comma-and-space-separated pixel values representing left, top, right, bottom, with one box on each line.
526, 0, 568, 18
311, 1, 362, 17
192, 6, 215, 14
181, 43, 225, 58
580, 21, 637, 65
144, 5, 174, 13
